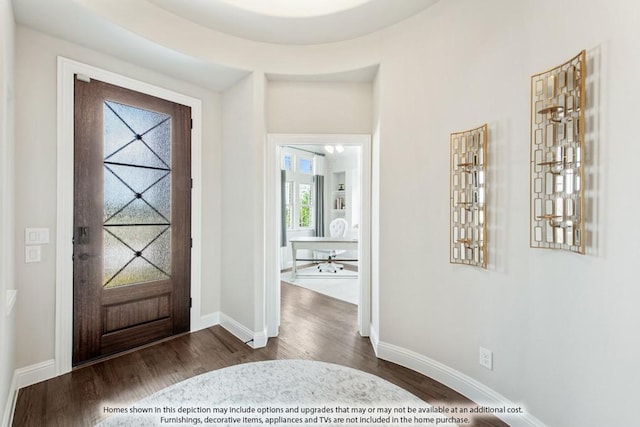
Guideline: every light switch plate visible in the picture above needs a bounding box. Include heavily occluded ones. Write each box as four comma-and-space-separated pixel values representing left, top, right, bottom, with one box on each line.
25, 245, 42, 263
25, 228, 50, 245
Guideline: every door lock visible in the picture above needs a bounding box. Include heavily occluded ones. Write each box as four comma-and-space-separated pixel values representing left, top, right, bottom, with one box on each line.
77, 226, 90, 245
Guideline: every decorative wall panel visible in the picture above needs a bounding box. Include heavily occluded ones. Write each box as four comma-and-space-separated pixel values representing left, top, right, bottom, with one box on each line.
530, 51, 586, 254
450, 124, 487, 268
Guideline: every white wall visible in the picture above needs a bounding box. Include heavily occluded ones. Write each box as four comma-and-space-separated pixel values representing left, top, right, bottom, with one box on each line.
267, 81, 373, 134
13, 26, 222, 367
0, 0, 16, 423
374, 1, 640, 426
221, 72, 266, 335
225, 1, 640, 425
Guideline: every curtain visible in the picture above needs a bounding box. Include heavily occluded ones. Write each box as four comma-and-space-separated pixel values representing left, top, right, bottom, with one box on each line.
280, 170, 287, 247
313, 174, 325, 237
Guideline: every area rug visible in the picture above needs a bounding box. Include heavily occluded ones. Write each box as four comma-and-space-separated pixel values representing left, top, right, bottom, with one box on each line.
96, 360, 460, 426
282, 267, 358, 305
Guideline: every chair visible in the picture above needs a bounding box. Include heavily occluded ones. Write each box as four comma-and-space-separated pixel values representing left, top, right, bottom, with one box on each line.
317, 218, 349, 273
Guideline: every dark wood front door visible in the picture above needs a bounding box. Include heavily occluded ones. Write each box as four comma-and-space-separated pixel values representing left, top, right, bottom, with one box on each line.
73, 76, 191, 366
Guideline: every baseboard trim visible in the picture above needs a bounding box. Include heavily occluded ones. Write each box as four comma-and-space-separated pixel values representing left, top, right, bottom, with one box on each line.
2, 373, 18, 427
219, 313, 252, 344
194, 312, 266, 349
219, 313, 268, 349
369, 324, 379, 356
2, 359, 56, 427
14, 359, 56, 390
375, 341, 546, 427
195, 312, 220, 331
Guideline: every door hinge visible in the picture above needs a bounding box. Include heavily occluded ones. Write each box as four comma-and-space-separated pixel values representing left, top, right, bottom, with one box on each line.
190, 178, 193, 189
190, 238, 193, 248
190, 118, 193, 129
190, 298, 193, 308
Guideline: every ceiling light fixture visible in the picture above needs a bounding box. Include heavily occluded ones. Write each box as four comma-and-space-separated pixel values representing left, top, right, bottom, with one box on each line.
218, 0, 371, 18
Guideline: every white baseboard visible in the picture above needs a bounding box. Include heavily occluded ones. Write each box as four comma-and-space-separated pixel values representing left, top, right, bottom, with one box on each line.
194, 312, 220, 331
14, 359, 56, 390
2, 359, 56, 427
219, 313, 268, 349
369, 324, 379, 356
2, 373, 18, 427
195, 311, 267, 349
374, 340, 546, 427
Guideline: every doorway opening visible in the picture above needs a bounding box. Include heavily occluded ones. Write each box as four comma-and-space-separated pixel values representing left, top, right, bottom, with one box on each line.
265, 134, 371, 339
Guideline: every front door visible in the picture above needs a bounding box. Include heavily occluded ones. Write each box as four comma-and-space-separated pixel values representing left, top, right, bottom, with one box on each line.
73, 77, 191, 366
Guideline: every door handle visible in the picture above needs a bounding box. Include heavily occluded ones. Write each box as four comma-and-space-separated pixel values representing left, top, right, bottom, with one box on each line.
78, 253, 90, 261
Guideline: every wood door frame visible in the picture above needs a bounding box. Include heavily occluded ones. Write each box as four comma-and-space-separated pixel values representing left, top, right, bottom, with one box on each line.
56, 57, 203, 375
265, 134, 373, 339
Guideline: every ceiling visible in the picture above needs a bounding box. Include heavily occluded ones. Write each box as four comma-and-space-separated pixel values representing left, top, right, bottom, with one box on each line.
11, 0, 439, 90
147, 0, 440, 45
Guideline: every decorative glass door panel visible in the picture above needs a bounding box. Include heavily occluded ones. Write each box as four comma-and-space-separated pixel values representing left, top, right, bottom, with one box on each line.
103, 101, 172, 288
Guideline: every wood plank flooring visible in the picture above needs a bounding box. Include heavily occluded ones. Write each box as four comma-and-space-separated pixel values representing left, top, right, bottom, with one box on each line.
12, 283, 507, 427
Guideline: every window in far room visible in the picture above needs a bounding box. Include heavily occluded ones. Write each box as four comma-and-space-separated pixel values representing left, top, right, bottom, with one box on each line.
283, 153, 292, 171
282, 149, 315, 230
298, 157, 313, 174
298, 183, 312, 228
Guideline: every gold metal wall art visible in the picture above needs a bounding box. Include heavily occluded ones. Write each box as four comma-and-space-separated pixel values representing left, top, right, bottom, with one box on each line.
450, 124, 487, 268
530, 50, 586, 254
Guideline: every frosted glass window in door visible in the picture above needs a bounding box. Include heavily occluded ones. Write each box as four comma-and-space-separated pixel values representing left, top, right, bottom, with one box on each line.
103, 100, 172, 288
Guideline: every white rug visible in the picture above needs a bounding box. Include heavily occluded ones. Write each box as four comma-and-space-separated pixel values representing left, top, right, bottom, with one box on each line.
97, 360, 460, 426
282, 267, 359, 305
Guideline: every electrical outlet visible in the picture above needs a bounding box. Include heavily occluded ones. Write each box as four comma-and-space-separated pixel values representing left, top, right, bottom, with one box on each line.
479, 346, 493, 370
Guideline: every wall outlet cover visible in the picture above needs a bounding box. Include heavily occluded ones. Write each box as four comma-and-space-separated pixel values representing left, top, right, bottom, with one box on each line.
479, 346, 493, 370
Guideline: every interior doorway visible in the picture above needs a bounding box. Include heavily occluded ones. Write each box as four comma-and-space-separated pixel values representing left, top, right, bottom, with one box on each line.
265, 134, 372, 339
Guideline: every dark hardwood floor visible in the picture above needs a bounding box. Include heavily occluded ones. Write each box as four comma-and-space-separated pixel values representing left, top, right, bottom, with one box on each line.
12, 283, 507, 427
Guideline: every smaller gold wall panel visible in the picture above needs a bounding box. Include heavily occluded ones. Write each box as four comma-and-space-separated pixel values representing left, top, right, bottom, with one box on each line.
530, 51, 586, 254
450, 124, 487, 268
